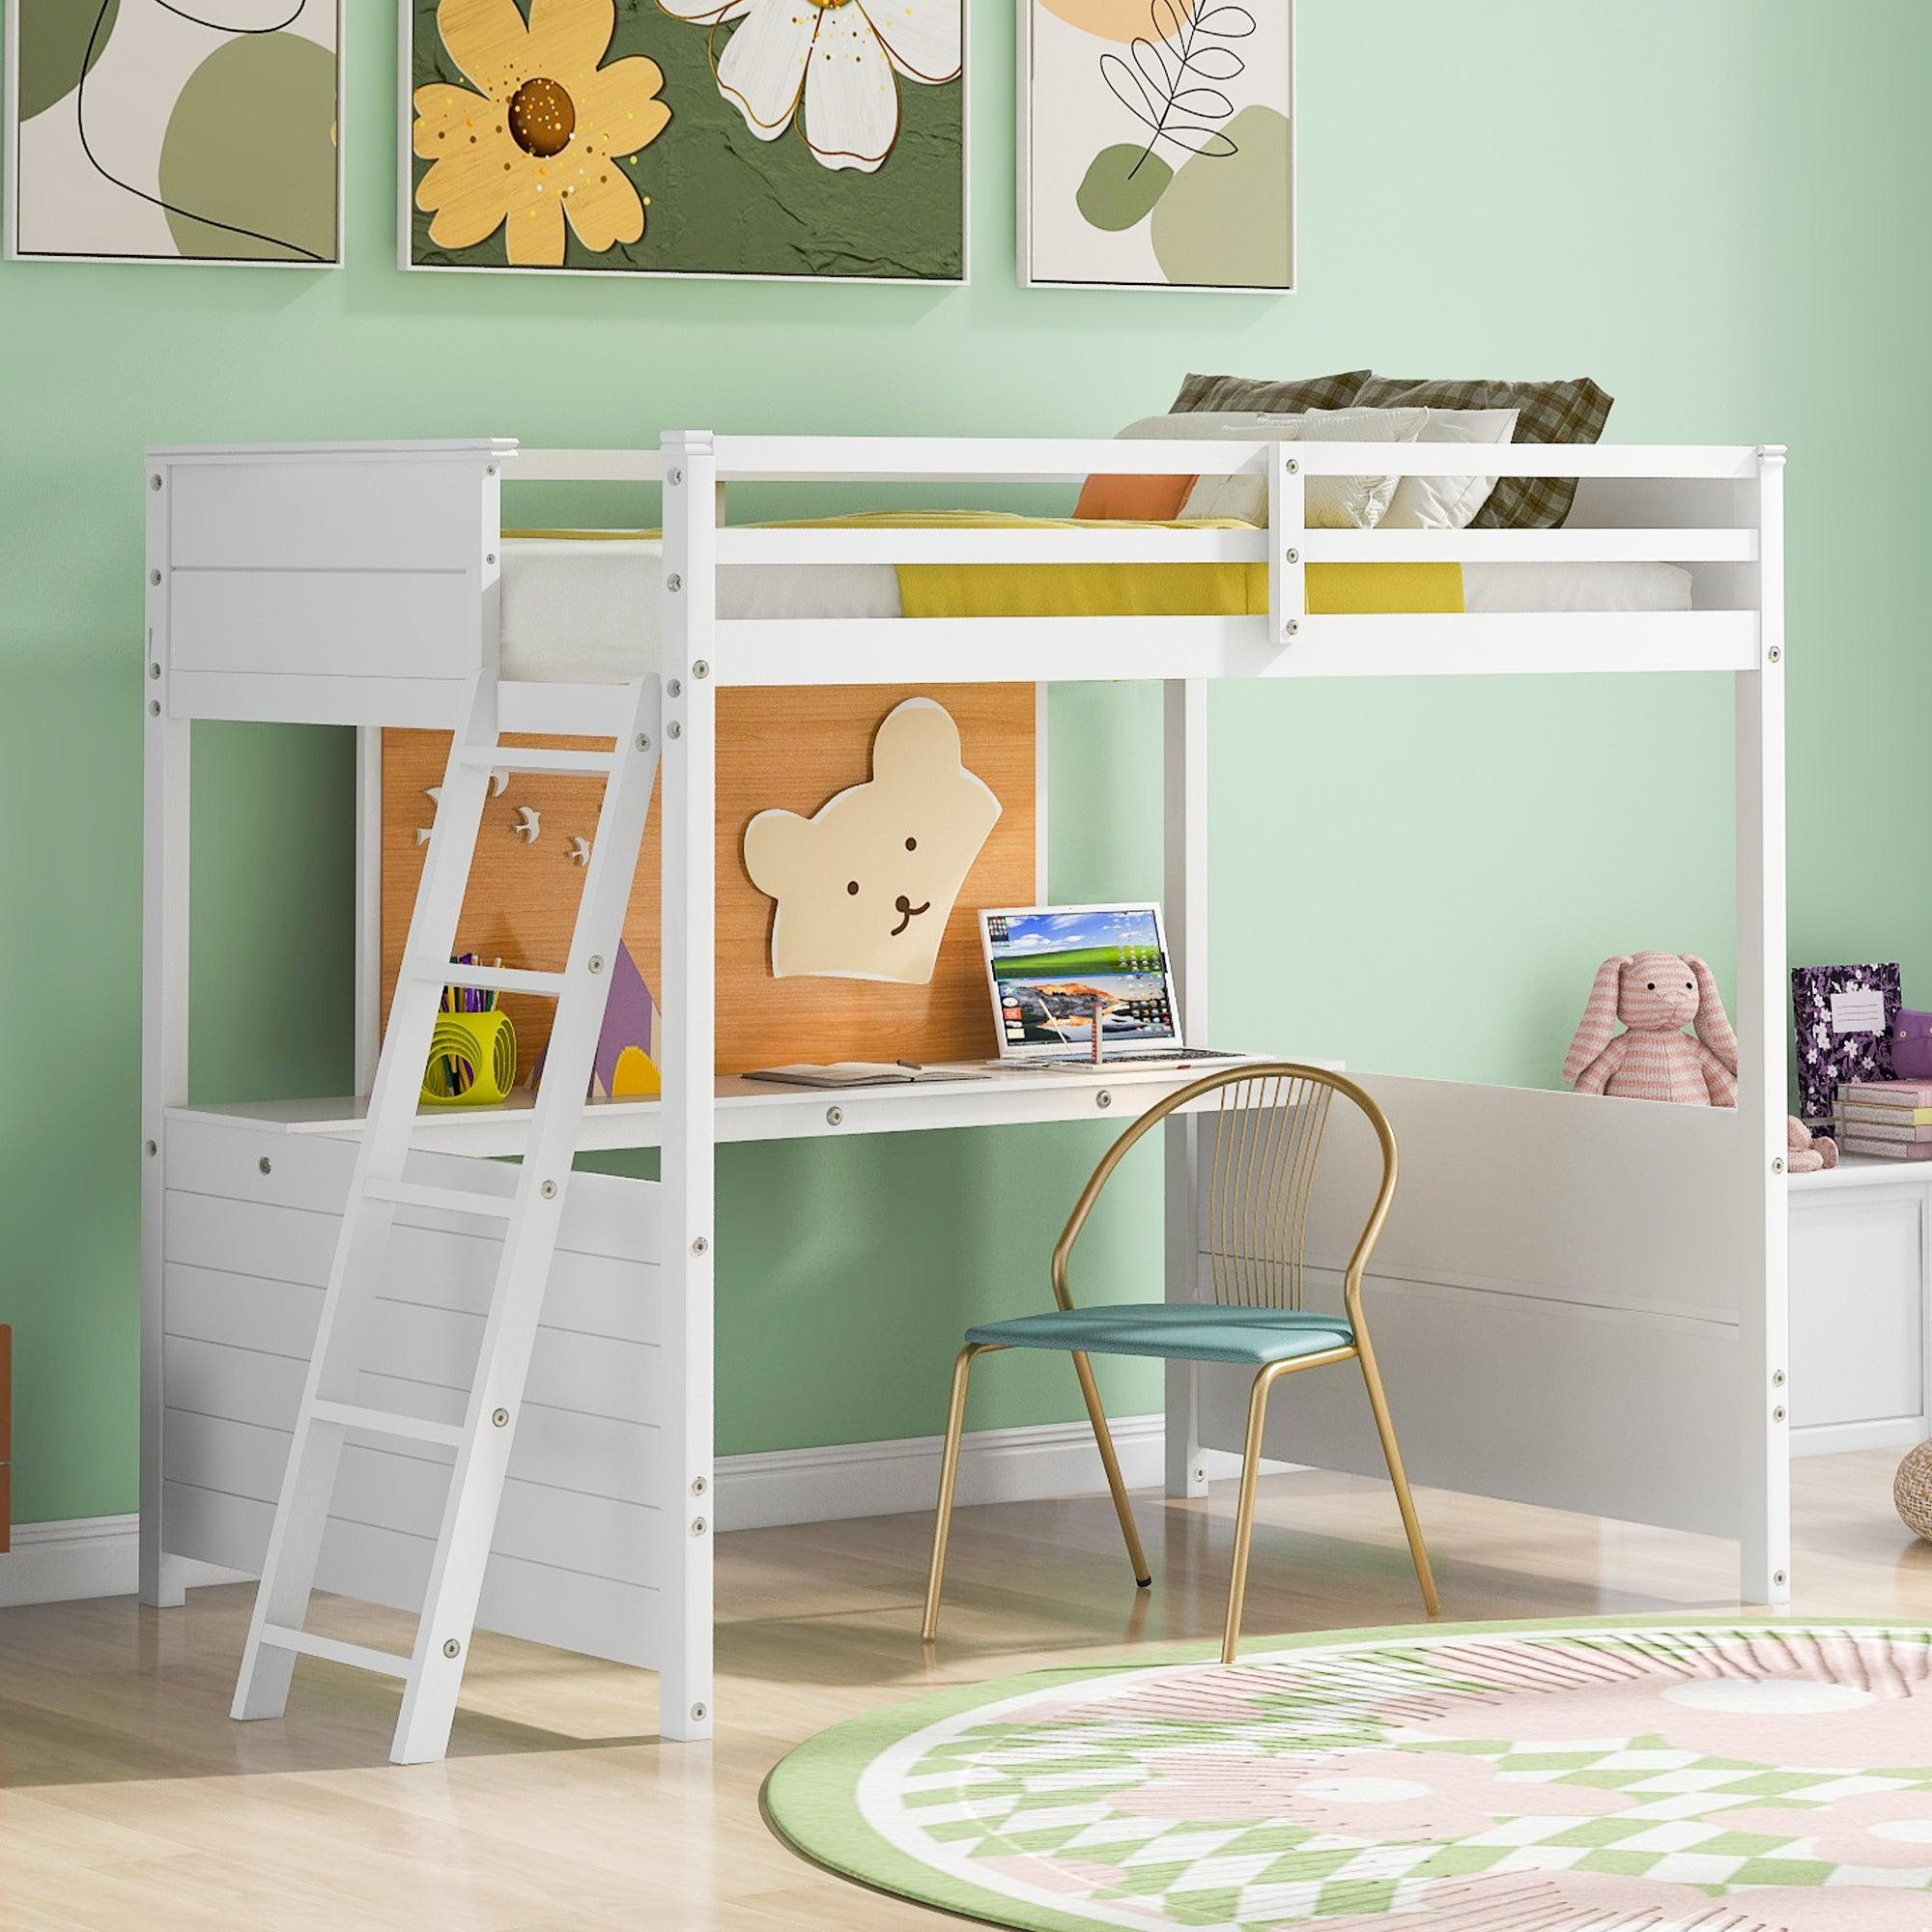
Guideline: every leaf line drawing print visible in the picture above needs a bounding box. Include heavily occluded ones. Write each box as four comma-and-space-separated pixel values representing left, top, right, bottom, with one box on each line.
1098, 0, 1254, 177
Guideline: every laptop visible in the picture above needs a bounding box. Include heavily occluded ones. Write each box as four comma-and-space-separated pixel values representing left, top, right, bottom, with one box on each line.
977, 902, 1248, 1067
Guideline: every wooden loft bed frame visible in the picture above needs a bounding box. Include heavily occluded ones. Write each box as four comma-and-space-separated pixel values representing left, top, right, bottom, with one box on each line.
140, 433, 1789, 1763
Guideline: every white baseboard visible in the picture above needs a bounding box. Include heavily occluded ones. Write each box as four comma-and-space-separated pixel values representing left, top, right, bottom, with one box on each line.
0, 1416, 1168, 1606
713, 1412, 1166, 1532
0, 1516, 247, 1609
1792, 1416, 1926, 1459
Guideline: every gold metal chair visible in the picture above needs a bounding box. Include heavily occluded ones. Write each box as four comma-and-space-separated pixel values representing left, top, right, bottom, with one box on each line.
922, 1063, 1437, 1662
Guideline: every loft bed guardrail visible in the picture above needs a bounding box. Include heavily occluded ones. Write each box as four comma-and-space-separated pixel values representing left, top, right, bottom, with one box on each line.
145, 436, 1782, 730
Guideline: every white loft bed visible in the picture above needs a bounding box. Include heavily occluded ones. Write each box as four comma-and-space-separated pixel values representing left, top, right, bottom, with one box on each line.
141, 432, 1789, 1764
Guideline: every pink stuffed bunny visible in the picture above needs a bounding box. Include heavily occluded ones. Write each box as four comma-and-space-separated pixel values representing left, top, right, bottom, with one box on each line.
1562, 952, 1739, 1106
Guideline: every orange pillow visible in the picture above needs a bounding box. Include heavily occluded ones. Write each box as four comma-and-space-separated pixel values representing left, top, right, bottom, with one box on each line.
1072, 470, 1196, 521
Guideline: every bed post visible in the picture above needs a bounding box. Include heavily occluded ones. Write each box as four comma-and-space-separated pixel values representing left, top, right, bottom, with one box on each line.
141, 455, 188, 1608
1163, 679, 1209, 1499
660, 431, 718, 1740
1736, 446, 1790, 1605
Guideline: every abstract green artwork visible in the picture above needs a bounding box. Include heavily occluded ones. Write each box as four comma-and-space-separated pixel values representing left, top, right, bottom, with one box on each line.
1020, 0, 1291, 291
406, 0, 966, 281
5, 0, 340, 266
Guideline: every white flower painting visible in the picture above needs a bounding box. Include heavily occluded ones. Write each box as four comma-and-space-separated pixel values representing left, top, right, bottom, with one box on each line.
655, 0, 961, 174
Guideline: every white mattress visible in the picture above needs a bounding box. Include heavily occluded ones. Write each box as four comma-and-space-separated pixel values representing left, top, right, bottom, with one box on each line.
498, 536, 1694, 683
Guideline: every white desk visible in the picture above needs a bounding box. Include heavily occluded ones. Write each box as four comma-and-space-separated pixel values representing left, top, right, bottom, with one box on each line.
179, 1059, 1341, 1156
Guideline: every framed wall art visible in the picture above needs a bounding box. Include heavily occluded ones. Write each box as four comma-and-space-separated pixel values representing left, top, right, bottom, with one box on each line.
402, 0, 967, 282
1018, 0, 1292, 292
4, 0, 342, 266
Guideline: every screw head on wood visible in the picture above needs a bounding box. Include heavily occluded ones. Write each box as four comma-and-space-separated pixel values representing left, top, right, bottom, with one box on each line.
636, 733, 651, 751
668, 722, 682, 739
1772, 1156, 1785, 1174
1285, 619, 1300, 637
540, 1179, 557, 1199
146, 1140, 158, 1157
667, 573, 683, 593
1773, 1404, 1786, 1423
690, 1517, 707, 1537
588, 954, 605, 975
690, 1476, 707, 1496
668, 466, 684, 486
1774, 1569, 1788, 1587
151, 474, 163, 491
150, 569, 162, 586
691, 1236, 708, 1255
443, 1637, 462, 1659
1096, 1091, 1113, 1109
690, 1702, 707, 1723
151, 663, 161, 679
668, 678, 682, 697
1768, 645, 1782, 664
486, 553, 497, 565
1285, 548, 1299, 564
692, 660, 710, 679
825, 1105, 843, 1126
1773, 1368, 1787, 1386
493, 1406, 509, 1428
1285, 459, 1299, 474
258, 1156, 272, 1175
149, 699, 161, 716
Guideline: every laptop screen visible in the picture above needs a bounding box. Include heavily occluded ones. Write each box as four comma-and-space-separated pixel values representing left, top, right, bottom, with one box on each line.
980, 904, 1180, 1057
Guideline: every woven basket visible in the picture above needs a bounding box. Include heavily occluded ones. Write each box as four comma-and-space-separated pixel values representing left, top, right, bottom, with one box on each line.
1894, 1439, 1932, 1540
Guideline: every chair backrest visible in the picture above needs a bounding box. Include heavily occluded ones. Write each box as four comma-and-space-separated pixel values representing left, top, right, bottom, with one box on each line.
1051, 1063, 1398, 1316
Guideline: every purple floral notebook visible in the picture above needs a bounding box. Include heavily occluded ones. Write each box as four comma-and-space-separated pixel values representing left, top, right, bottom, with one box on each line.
1792, 962, 1901, 1120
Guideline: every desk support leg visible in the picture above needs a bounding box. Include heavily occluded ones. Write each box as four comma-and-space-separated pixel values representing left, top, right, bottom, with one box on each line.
661, 432, 718, 1739
1164, 678, 1208, 1499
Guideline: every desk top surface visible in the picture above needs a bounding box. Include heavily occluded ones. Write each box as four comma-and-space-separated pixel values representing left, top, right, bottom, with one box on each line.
172, 1058, 1344, 1157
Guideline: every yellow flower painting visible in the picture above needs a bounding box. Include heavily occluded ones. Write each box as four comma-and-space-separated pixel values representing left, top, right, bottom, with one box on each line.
412, 0, 670, 268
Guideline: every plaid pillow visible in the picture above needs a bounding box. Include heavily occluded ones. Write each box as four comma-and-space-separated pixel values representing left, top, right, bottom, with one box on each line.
1353, 377, 1614, 528
1170, 370, 1373, 414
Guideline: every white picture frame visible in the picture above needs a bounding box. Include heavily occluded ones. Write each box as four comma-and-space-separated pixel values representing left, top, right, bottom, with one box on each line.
1017, 0, 1293, 293
4, 0, 344, 269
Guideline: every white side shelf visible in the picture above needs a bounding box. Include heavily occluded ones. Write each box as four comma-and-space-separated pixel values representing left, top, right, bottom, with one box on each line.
1785, 1155, 1932, 1457
169, 1059, 1344, 1158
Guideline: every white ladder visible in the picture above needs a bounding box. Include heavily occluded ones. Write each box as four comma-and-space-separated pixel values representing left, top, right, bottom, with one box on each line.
231, 671, 662, 1765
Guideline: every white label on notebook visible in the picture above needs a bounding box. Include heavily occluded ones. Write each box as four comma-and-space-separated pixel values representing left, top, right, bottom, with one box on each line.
1831, 989, 1886, 1034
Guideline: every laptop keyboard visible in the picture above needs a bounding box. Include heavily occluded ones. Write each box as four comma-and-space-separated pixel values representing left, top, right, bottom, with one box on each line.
1047, 1047, 1249, 1065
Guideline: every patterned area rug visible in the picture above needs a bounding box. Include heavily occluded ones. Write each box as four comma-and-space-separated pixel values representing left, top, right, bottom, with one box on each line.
763, 1620, 1932, 1931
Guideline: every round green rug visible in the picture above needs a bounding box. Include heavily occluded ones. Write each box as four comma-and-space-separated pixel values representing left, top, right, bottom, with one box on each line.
765, 1619, 1932, 1931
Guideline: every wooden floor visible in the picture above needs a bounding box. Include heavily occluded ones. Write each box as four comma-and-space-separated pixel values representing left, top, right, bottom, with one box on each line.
4, 1450, 1932, 1931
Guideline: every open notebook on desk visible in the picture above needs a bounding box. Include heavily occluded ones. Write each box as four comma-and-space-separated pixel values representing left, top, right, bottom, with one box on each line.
745, 1062, 992, 1089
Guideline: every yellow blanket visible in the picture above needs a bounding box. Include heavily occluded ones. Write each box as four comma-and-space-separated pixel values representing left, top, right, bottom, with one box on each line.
872, 513, 1463, 618
504, 514, 1464, 616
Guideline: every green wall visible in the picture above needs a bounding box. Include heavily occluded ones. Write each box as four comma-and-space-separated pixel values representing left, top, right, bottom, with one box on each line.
3, 1, 1927, 1526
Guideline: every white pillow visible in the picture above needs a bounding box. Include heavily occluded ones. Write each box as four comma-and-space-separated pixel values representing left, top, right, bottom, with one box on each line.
1305, 405, 1520, 529
1166, 407, 1429, 527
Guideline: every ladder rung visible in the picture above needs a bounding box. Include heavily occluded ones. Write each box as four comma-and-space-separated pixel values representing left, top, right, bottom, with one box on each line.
365, 1177, 515, 1220
310, 1400, 465, 1448
412, 960, 566, 997
260, 1625, 412, 1679
457, 746, 615, 777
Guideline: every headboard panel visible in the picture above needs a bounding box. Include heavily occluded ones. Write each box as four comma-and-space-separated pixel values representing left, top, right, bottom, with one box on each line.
381, 684, 1037, 1077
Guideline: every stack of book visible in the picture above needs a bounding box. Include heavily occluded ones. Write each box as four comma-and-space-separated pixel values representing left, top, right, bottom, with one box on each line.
1836, 1080, 1932, 1159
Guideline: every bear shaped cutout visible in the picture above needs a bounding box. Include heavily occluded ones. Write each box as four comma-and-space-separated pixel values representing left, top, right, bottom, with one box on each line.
743, 697, 1002, 984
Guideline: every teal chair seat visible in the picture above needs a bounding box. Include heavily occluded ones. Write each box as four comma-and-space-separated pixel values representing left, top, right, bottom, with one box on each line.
965, 1304, 1355, 1368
